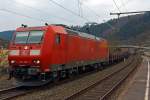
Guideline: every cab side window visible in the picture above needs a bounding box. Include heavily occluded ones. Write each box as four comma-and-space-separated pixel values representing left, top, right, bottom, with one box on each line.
56, 34, 61, 44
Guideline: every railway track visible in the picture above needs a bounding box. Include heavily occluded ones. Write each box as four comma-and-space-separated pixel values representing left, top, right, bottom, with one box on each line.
65, 55, 141, 100
0, 86, 32, 100
0, 56, 140, 100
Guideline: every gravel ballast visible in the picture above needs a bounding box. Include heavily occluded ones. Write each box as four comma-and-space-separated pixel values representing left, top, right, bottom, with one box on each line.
12, 56, 136, 100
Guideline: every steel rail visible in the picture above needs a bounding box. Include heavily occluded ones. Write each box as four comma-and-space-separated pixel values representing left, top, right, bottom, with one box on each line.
0, 86, 22, 93
64, 56, 139, 100
0, 85, 31, 100
100, 57, 141, 100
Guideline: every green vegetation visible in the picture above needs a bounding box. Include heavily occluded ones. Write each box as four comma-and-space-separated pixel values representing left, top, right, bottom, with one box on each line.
0, 50, 8, 68
72, 12, 150, 45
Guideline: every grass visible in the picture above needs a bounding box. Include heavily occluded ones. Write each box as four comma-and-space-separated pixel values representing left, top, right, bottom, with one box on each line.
0, 50, 9, 68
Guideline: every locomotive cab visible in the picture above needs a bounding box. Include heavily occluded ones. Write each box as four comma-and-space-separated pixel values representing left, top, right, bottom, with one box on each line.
8, 27, 48, 84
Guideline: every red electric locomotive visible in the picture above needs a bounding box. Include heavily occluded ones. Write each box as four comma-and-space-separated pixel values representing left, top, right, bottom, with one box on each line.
8, 25, 109, 86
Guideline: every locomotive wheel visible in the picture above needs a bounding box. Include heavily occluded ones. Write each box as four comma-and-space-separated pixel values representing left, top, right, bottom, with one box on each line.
68, 70, 74, 79
94, 64, 99, 71
52, 71, 60, 83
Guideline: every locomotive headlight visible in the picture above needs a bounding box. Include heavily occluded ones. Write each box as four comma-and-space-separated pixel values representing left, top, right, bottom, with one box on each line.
33, 60, 40, 64
9, 50, 19, 56
36, 60, 40, 64
10, 60, 15, 64
30, 50, 40, 56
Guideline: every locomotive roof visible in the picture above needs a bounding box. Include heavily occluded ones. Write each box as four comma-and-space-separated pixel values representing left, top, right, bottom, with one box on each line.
51, 24, 104, 41
65, 28, 104, 41
16, 25, 105, 41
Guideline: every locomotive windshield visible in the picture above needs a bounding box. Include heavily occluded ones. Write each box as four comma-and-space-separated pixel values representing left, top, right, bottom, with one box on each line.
15, 31, 29, 44
14, 31, 44, 44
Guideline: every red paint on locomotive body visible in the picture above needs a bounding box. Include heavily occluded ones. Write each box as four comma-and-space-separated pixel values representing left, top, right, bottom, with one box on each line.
8, 25, 109, 84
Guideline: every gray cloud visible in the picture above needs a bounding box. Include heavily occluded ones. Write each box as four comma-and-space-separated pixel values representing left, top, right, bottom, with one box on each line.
0, 0, 150, 31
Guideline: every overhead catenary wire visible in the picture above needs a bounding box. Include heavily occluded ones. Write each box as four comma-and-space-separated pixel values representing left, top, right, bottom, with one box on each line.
112, 0, 121, 13
8, 0, 75, 24
120, 0, 135, 9
81, 3, 100, 18
48, 0, 90, 22
120, 0, 128, 12
111, 0, 134, 13
111, 0, 138, 19
77, 0, 83, 16
1, 0, 118, 30
78, 1, 115, 29
0, 8, 49, 23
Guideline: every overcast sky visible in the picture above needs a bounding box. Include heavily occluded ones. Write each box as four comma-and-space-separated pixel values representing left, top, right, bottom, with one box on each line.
0, 0, 150, 31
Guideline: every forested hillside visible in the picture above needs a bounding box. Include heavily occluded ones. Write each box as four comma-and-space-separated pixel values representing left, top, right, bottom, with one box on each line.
0, 38, 8, 48
0, 12, 150, 47
0, 31, 13, 48
0, 30, 14, 41
72, 12, 150, 45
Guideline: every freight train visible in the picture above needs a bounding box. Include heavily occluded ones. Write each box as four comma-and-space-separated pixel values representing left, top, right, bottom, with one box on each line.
8, 25, 129, 86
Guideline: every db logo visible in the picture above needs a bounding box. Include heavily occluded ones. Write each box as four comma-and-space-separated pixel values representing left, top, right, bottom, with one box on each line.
21, 50, 28, 55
